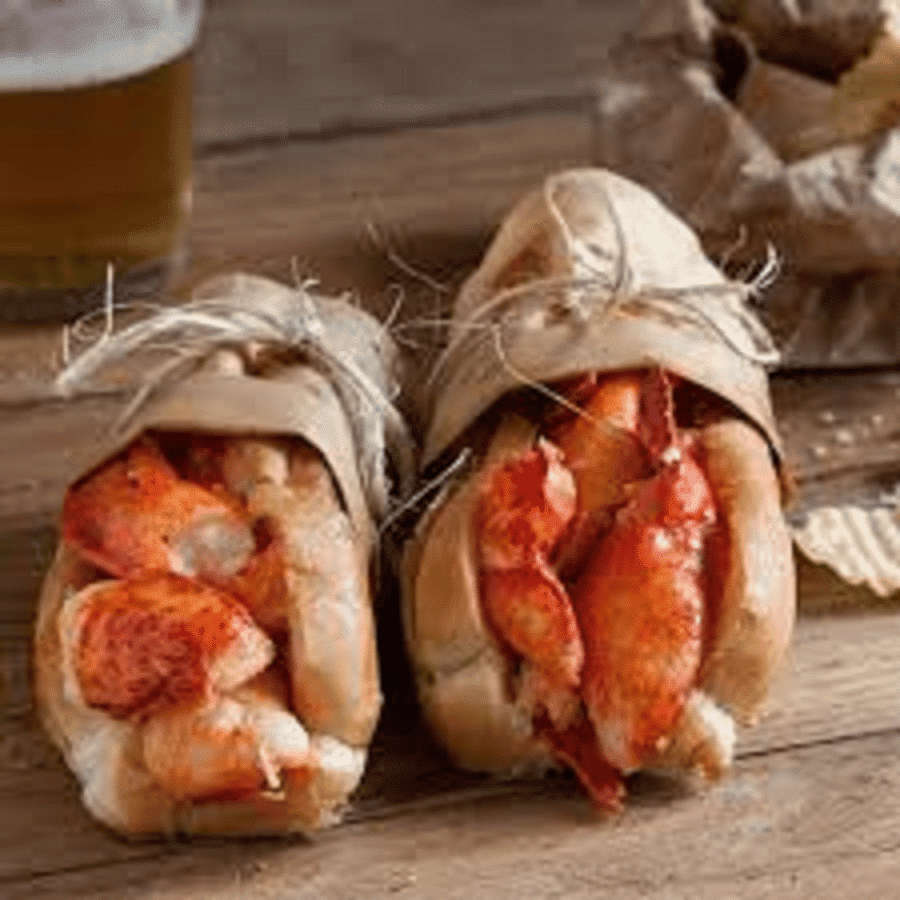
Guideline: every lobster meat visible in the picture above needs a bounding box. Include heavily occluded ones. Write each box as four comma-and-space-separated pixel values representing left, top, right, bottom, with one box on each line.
41, 428, 380, 828
410, 365, 793, 810
71, 573, 275, 722
62, 437, 256, 584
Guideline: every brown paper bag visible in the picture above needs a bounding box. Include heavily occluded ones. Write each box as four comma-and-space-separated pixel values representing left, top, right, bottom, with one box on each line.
594, 0, 900, 367
707, 0, 898, 77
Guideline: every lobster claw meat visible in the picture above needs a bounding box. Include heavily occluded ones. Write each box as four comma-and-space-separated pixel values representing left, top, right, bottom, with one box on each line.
61, 435, 298, 635
474, 368, 724, 806
547, 372, 649, 581
476, 441, 584, 692
574, 432, 715, 773
71, 573, 275, 722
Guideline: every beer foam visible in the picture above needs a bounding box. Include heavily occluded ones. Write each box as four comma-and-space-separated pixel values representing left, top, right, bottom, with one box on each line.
0, 3, 202, 91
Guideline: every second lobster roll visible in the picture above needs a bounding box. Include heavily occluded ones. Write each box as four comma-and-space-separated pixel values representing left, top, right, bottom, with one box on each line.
403, 169, 796, 810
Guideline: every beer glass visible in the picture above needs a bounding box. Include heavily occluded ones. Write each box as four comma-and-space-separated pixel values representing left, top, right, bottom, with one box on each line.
0, 1, 203, 321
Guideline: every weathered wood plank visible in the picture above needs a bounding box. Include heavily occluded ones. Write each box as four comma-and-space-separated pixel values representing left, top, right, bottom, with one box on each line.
772, 370, 900, 513
194, 1, 636, 146
3, 2, 899, 893
1, 729, 899, 898
187, 109, 593, 294
741, 594, 900, 753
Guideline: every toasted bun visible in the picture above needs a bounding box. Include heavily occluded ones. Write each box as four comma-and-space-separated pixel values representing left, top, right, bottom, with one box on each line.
648, 417, 794, 778
404, 410, 795, 782
402, 412, 553, 774
34, 437, 380, 837
696, 417, 796, 725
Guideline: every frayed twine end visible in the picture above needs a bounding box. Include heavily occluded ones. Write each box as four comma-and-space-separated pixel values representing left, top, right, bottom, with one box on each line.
425, 177, 783, 399
54, 269, 416, 526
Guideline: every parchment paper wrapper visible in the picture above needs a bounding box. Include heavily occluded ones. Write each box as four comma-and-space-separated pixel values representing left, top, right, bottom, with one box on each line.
422, 168, 782, 468
593, 0, 900, 367
54, 273, 414, 540
35, 273, 415, 835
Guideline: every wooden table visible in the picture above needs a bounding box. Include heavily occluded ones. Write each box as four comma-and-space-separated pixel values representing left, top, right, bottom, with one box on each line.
3, 3, 900, 897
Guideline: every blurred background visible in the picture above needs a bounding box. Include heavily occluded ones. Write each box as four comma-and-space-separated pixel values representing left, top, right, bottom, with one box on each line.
194, 0, 638, 148
0, 0, 637, 325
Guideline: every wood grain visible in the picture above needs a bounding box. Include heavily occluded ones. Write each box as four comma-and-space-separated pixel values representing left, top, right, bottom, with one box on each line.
1, 729, 899, 899
194, 1, 636, 147
188, 109, 593, 293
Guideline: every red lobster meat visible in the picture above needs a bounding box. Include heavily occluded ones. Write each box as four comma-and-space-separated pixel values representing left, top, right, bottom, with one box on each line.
57, 434, 324, 802
476, 368, 719, 807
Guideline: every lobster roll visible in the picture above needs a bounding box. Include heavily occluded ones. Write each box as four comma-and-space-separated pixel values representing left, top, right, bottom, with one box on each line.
402, 170, 795, 810
35, 274, 413, 836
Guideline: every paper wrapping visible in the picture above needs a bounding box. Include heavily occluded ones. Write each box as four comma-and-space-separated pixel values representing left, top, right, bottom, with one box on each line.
58, 273, 414, 543
593, 0, 900, 367
405, 169, 788, 780
423, 168, 782, 468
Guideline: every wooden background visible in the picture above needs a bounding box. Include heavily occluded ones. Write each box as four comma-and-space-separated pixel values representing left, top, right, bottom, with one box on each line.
2, 3, 900, 898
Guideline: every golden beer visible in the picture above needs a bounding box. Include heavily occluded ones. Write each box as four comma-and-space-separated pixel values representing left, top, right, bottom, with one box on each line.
0, 2, 201, 320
